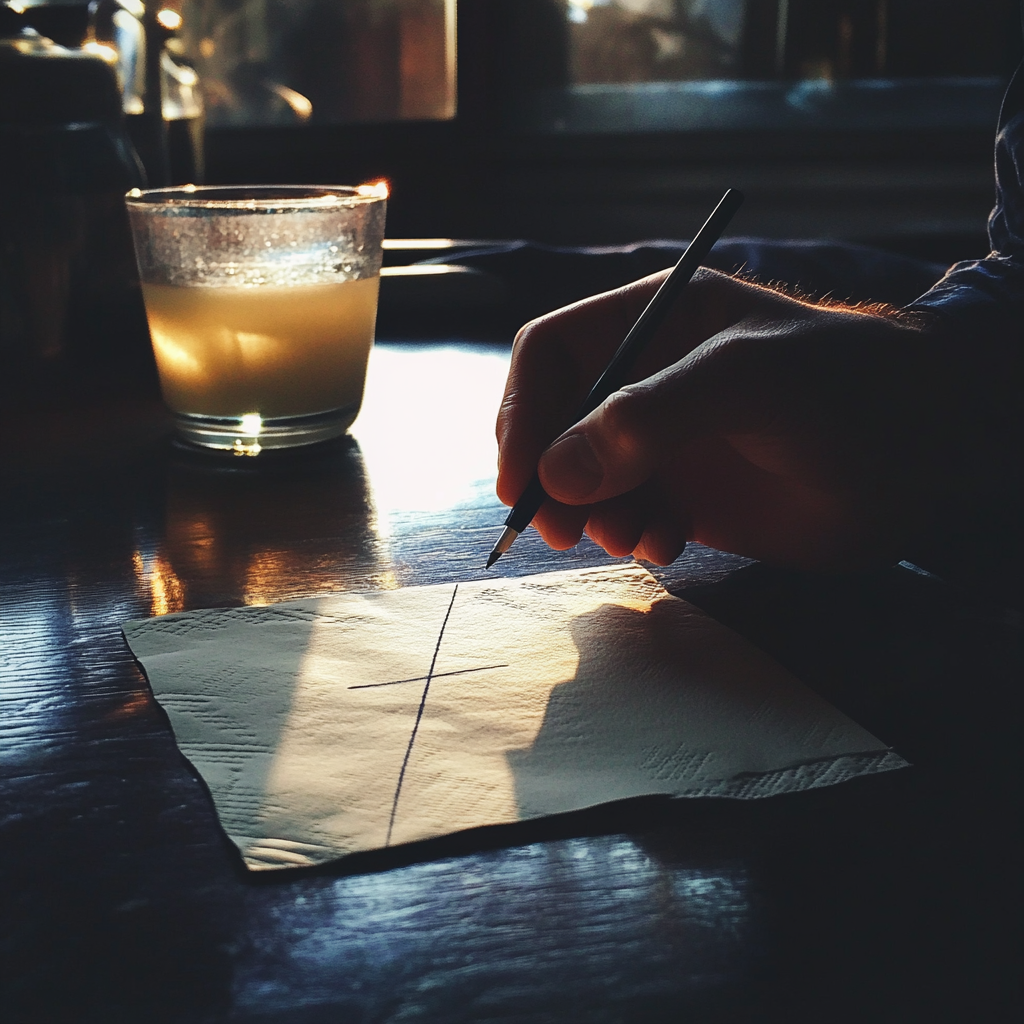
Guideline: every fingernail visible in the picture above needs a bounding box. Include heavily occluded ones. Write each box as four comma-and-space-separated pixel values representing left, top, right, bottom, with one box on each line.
539, 433, 603, 500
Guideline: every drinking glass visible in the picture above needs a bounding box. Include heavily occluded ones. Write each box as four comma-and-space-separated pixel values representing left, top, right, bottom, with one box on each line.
126, 183, 387, 453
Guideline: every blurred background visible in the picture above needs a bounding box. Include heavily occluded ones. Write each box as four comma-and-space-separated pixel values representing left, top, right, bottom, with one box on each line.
7, 1, 1022, 259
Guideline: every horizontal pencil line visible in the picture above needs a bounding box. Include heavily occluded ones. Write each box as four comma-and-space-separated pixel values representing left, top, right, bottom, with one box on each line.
349, 664, 508, 690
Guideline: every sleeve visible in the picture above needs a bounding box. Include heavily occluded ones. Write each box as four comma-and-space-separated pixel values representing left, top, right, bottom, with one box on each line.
899, 17, 1024, 597
907, 60, 1024, 333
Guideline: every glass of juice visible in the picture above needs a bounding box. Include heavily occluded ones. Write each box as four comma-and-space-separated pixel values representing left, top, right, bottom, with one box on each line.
126, 184, 387, 453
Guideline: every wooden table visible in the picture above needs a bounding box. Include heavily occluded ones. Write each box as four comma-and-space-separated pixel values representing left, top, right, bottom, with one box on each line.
1, 338, 1020, 1023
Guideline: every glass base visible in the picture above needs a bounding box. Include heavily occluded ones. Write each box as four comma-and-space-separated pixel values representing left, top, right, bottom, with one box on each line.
172, 407, 358, 455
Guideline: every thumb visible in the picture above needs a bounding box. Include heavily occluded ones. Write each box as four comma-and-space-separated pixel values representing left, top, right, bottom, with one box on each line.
537, 373, 693, 506
536, 321, 785, 506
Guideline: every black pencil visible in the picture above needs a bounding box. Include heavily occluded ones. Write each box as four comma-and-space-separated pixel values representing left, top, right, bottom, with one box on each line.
485, 188, 744, 569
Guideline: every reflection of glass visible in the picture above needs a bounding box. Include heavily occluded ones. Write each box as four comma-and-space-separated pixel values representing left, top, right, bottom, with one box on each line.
127, 184, 387, 452
178, 0, 456, 127
156, 439, 386, 609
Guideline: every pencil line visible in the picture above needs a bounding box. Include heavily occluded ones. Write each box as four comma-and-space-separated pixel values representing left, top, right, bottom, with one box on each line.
349, 663, 507, 690
384, 583, 459, 848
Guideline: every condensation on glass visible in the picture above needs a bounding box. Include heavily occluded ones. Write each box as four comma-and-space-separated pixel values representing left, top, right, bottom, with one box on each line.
177, 0, 457, 127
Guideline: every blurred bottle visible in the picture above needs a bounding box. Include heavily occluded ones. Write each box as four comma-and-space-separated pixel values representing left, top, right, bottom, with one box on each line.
160, 22, 204, 183
0, 0, 154, 405
87, 0, 203, 185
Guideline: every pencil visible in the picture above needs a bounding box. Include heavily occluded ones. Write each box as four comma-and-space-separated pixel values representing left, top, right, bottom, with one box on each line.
486, 188, 744, 569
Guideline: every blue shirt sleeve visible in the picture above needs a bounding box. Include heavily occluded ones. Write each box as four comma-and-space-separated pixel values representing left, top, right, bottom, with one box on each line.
908, 57, 1024, 330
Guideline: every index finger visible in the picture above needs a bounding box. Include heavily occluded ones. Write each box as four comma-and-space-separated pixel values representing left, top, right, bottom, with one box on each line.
495, 273, 668, 506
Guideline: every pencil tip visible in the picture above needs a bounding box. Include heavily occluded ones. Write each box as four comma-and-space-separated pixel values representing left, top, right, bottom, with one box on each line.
485, 525, 518, 569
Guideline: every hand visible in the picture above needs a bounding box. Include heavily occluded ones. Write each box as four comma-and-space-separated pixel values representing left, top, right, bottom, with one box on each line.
496, 268, 957, 570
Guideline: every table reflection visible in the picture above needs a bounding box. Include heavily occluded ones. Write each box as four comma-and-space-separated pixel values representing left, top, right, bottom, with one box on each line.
152, 437, 385, 611
232, 835, 752, 1019
140, 341, 516, 612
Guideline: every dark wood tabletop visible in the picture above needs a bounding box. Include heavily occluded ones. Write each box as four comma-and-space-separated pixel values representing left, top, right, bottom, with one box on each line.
1, 338, 1021, 1023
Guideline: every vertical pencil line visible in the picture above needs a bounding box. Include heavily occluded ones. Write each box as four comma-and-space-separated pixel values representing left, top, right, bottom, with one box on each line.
385, 584, 459, 847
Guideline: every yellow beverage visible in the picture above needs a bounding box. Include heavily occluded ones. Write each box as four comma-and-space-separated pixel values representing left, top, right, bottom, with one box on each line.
141, 276, 380, 419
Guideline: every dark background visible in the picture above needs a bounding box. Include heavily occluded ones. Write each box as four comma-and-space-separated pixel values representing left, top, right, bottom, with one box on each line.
203, 0, 1021, 264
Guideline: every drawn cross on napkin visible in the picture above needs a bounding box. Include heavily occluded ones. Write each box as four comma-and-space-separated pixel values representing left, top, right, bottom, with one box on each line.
123, 565, 907, 871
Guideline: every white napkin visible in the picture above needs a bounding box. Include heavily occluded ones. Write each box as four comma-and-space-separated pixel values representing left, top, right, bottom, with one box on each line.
123, 564, 907, 870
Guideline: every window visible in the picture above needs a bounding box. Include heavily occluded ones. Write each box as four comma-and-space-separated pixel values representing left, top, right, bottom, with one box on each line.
501, 1, 1019, 133
178, 0, 456, 126
185, 1, 1020, 249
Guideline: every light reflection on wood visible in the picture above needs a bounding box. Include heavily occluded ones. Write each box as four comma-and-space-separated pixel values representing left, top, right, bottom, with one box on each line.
131, 548, 187, 616
107, 688, 154, 722
157, 438, 385, 609
149, 554, 186, 616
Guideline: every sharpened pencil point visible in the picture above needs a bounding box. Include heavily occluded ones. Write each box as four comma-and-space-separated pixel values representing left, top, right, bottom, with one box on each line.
485, 525, 519, 569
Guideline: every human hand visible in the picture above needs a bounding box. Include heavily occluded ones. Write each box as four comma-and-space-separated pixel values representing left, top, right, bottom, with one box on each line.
496, 268, 952, 570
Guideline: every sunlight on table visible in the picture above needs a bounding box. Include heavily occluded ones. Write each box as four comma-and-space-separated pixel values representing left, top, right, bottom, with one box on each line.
352, 344, 512, 536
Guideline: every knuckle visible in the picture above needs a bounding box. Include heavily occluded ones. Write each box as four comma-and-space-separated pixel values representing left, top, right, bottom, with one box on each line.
598, 388, 650, 455
514, 309, 565, 350
512, 319, 540, 351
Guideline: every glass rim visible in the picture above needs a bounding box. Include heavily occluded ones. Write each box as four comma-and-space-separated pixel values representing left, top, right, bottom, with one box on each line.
125, 183, 388, 211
